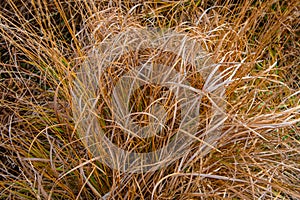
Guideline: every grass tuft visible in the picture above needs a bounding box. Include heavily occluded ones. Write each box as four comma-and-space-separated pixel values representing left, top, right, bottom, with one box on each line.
1, 0, 299, 199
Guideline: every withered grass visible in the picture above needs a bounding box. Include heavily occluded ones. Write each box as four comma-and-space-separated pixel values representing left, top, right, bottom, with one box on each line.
0, 0, 299, 199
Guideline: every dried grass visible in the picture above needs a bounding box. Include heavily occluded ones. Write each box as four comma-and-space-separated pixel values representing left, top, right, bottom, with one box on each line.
0, 0, 299, 199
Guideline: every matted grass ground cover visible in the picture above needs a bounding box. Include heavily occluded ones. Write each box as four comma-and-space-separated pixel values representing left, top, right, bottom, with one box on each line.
0, 0, 299, 199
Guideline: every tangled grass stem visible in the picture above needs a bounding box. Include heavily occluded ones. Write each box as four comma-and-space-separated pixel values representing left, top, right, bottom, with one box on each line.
0, 0, 299, 199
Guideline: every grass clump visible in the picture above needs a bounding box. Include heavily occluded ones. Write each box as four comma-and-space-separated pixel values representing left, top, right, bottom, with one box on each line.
0, 0, 299, 199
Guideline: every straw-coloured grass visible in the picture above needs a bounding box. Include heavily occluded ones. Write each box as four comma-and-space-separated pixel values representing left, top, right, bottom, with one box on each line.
0, 0, 299, 199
